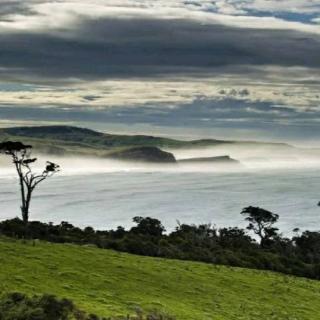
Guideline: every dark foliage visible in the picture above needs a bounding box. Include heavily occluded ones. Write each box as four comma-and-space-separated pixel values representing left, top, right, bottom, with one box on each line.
241, 206, 279, 247
0, 293, 175, 320
0, 292, 97, 320
0, 213, 320, 280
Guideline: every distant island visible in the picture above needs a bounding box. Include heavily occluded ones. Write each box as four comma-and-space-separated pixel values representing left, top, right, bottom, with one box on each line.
0, 125, 297, 164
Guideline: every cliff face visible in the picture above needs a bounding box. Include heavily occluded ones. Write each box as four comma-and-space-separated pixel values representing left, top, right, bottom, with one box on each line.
178, 155, 239, 164
106, 146, 176, 163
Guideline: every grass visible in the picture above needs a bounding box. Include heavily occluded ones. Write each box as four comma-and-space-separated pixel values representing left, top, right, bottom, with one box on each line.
0, 237, 320, 319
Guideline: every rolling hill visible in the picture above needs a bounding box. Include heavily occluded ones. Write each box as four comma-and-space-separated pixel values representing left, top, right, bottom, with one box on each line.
1, 237, 320, 319
0, 125, 294, 163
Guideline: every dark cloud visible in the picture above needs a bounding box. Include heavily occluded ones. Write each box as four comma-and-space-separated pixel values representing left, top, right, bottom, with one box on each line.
82, 95, 102, 102
1, 97, 320, 141
0, 1, 36, 19
0, 17, 319, 82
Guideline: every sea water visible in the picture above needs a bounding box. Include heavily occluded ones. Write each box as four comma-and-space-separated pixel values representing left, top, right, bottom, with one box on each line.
0, 167, 319, 235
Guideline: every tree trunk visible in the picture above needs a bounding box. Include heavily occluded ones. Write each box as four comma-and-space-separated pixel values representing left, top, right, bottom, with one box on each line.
21, 206, 29, 224
22, 188, 32, 224
18, 174, 29, 223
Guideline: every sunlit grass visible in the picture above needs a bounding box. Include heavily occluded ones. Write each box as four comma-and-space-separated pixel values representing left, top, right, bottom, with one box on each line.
0, 237, 320, 319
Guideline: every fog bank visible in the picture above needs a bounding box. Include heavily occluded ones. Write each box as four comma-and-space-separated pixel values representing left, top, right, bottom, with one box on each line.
0, 143, 320, 178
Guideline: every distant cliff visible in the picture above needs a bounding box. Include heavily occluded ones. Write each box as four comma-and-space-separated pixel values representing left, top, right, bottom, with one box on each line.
178, 155, 240, 164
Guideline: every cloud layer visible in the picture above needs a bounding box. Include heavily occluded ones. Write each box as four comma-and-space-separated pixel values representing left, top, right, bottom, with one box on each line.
0, 0, 319, 141
0, 0, 319, 81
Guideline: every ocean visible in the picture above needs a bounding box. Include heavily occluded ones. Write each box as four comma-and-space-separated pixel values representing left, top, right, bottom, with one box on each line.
0, 164, 319, 235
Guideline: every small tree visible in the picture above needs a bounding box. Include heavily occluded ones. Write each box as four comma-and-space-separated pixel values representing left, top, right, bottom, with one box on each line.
241, 206, 279, 247
0, 141, 59, 223
131, 216, 166, 237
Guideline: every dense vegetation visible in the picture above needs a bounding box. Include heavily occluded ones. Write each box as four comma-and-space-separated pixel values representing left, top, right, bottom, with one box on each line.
1, 210, 320, 280
0, 293, 98, 320
1, 237, 320, 319
0, 293, 174, 320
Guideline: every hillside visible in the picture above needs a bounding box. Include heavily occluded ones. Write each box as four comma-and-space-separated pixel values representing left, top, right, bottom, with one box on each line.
0, 125, 293, 154
1, 237, 320, 319
0, 125, 299, 164
0, 126, 229, 149
108, 146, 176, 163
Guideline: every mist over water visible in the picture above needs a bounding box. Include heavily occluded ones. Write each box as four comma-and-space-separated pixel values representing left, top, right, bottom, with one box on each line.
1, 142, 320, 176
169, 144, 320, 170
0, 144, 319, 235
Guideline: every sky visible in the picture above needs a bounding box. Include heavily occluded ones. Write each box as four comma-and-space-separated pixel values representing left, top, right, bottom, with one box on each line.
0, 0, 319, 143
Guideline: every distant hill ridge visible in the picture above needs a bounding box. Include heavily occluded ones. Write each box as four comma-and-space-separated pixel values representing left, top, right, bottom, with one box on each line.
0, 125, 228, 149
0, 125, 293, 163
0, 125, 291, 148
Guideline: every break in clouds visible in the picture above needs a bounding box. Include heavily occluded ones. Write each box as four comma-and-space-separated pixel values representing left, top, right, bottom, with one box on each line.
0, 0, 320, 141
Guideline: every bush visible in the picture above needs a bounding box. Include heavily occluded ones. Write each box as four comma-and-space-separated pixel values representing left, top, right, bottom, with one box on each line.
0, 292, 96, 320
0, 293, 175, 320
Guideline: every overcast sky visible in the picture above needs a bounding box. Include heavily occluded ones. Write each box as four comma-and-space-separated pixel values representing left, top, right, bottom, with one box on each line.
0, 0, 319, 143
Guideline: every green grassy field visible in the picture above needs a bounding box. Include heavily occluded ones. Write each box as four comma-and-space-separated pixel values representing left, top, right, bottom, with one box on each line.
0, 237, 320, 319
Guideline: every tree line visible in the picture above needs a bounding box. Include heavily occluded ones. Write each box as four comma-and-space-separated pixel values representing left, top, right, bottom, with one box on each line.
1, 212, 320, 280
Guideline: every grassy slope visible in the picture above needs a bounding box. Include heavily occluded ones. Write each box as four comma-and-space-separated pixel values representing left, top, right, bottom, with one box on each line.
1, 238, 320, 319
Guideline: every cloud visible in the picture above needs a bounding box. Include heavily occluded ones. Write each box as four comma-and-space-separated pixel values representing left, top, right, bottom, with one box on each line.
0, 0, 319, 142
240, 0, 320, 14
0, 17, 319, 84
1, 96, 320, 142
0, 0, 318, 84
1, 69, 319, 111
1, 1, 320, 35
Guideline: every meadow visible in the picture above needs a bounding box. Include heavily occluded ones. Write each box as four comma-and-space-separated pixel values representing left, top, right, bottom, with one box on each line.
1, 237, 320, 320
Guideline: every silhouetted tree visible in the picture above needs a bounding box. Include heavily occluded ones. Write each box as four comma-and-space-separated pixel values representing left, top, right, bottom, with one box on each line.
241, 206, 279, 247
131, 216, 165, 237
0, 141, 59, 223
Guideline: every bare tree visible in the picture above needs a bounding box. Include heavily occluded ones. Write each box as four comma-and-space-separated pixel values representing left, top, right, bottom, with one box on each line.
0, 141, 60, 223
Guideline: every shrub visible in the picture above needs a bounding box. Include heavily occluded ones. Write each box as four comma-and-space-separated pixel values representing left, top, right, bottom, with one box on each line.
0, 293, 175, 320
